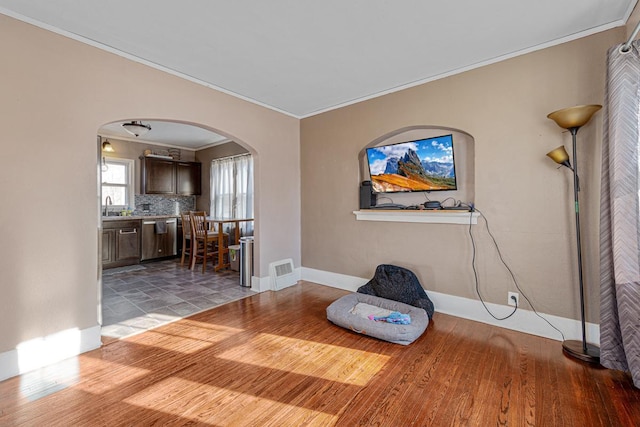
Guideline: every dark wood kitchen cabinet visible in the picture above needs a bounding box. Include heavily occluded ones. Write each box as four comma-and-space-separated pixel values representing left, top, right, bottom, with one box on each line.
140, 157, 201, 195
176, 161, 202, 195
102, 229, 116, 265
142, 158, 175, 194
102, 219, 141, 269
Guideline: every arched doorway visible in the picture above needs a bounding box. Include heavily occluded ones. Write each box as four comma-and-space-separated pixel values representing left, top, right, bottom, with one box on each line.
97, 119, 256, 339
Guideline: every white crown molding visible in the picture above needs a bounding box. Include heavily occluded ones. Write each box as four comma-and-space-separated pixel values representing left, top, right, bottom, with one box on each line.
0, 8, 300, 119
297, 20, 627, 119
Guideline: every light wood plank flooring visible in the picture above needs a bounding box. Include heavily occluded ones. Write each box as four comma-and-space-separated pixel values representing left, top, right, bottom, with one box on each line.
1, 282, 638, 426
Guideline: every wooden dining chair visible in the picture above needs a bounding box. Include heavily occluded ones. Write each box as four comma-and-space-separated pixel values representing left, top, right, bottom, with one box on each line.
189, 211, 219, 273
179, 212, 193, 267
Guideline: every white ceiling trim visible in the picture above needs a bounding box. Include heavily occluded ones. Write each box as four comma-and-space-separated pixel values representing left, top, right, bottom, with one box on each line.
0, 7, 299, 119
301, 19, 629, 119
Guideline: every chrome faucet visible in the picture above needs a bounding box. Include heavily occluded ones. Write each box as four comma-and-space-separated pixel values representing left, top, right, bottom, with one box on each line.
104, 195, 112, 216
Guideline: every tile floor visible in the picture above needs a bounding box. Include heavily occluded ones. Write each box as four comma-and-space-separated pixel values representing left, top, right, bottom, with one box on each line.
101, 259, 255, 339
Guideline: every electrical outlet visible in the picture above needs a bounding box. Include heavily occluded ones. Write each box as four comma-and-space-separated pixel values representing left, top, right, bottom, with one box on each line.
508, 292, 519, 307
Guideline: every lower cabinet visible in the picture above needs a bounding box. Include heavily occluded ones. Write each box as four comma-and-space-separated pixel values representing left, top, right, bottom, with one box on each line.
102, 229, 116, 265
102, 219, 141, 269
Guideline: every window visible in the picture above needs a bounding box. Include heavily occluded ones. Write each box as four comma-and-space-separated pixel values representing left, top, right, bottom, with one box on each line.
101, 158, 134, 209
210, 154, 254, 234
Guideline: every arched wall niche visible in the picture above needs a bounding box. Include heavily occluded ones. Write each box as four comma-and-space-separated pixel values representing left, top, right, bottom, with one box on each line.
358, 125, 475, 208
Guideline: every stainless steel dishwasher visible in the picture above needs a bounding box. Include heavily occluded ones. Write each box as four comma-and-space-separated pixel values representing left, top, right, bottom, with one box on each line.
141, 218, 178, 261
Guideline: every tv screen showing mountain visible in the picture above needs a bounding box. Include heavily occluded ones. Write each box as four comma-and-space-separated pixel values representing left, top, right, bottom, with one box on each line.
366, 134, 457, 193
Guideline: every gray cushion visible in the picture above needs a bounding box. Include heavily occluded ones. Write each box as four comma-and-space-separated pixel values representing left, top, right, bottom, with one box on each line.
326, 293, 429, 345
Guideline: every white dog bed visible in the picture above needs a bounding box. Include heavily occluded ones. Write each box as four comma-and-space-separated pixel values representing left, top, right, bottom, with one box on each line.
326, 293, 429, 345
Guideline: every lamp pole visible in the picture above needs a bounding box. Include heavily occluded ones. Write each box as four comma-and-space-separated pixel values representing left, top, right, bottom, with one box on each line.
569, 127, 588, 354
547, 104, 601, 364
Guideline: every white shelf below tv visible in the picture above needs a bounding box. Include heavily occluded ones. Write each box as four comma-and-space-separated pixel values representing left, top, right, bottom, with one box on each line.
353, 209, 479, 224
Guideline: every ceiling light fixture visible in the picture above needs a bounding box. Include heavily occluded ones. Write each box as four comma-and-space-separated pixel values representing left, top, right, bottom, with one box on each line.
121, 120, 151, 137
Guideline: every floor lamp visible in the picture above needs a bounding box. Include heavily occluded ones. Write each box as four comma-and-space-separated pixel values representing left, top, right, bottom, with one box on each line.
546, 104, 601, 364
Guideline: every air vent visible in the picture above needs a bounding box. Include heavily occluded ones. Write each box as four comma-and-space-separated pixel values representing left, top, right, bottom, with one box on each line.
275, 262, 292, 276
269, 258, 297, 291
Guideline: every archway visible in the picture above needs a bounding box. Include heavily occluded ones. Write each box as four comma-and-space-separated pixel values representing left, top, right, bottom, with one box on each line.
97, 119, 257, 338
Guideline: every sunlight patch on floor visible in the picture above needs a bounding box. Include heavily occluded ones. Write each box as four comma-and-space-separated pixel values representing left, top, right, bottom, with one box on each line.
216, 333, 390, 386
124, 377, 338, 425
74, 359, 151, 394
101, 313, 181, 339
123, 329, 223, 354
155, 319, 246, 342
19, 358, 79, 402
121, 321, 244, 354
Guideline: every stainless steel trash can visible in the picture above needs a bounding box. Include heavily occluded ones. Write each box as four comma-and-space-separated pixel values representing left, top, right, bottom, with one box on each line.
239, 237, 254, 287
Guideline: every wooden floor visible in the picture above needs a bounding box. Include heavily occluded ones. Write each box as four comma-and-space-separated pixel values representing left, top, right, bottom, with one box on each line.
1, 282, 638, 426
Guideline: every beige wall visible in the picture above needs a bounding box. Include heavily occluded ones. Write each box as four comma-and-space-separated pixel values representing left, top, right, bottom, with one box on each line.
0, 16, 300, 354
195, 142, 249, 212
301, 29, 625, 323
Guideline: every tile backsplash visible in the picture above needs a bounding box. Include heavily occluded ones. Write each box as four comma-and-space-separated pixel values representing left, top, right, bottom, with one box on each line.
133, 195, 196, 216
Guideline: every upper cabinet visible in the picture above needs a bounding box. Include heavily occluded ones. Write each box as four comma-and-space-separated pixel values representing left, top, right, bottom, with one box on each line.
140, 157, 201, 195
142, 158, 175, 194
176, 161, 202, 195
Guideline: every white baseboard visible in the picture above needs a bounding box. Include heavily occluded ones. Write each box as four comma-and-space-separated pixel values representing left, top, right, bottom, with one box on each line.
300, 267, 600, 344
251, 274, 271, 292
301, 267, 369, 291
0, 325, 102, 382
252, 267, 302, 293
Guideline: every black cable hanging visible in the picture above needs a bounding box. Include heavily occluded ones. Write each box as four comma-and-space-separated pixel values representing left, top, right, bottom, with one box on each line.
468, 207, 566, 340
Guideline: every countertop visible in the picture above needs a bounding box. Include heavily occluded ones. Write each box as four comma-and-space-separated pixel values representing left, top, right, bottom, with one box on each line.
102, 214, 180, 221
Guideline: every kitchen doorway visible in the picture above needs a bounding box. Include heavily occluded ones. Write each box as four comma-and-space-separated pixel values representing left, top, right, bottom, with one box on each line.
98, 119, 257, 340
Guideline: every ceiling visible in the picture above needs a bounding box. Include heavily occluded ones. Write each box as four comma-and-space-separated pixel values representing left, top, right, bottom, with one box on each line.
1, 1, 637, 123
99, 120, 229, 151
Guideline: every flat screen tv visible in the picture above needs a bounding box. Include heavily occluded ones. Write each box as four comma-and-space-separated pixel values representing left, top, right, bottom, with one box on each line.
366, 134, 457, 193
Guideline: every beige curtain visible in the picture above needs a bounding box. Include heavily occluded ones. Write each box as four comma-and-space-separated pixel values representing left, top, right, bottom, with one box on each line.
599, 40, 640, 388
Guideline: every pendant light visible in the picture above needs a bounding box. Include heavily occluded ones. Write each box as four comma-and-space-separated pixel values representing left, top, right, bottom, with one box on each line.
122, 120, 152, 137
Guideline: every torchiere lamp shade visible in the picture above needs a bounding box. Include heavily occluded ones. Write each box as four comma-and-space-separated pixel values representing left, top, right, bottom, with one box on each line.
547, 146, 571, 168
547, 105, 602, 130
